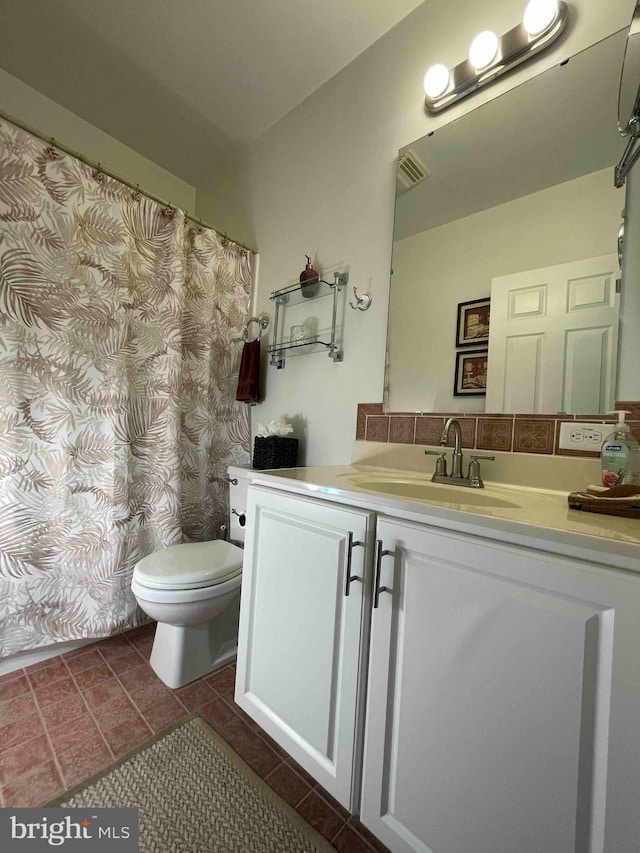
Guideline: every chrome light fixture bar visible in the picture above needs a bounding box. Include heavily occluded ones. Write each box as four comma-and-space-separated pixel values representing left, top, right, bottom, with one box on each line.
424, 0, 569, 114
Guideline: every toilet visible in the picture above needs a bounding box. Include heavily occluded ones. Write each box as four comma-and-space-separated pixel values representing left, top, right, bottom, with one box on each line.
131, 465, 252, 688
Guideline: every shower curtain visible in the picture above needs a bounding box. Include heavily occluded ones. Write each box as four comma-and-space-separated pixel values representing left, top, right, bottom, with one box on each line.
0, 120, 253, 656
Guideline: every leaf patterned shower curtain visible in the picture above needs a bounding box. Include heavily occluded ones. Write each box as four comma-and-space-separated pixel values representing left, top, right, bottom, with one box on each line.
0, 120, 253, 656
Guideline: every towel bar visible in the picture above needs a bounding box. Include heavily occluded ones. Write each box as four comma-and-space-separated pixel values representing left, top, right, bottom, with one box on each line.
242, 315, 269, 342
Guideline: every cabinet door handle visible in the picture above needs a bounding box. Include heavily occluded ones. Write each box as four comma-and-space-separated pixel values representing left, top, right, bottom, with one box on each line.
344, 531, 365, 596
374, 539, 395, 609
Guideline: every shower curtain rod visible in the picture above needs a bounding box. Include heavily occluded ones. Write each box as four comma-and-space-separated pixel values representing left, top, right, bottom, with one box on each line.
0, 108, 257, 254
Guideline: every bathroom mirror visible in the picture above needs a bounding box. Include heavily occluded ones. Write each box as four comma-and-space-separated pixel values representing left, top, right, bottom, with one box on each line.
386, 30, 637, 414
619, 1, 640, 134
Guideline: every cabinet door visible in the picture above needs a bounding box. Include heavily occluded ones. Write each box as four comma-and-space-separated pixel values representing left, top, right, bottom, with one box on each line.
362, 516, 640, 853
235, 486, 373, 809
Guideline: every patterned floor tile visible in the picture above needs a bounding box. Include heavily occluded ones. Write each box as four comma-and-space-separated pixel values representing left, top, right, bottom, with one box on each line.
2, 761, 64, 808
56, 734, 113, 788
39, 693, 87, 729
0, 673, 29, 702
82, 678, 127, 710
175, 679, 216, 711
0, 693, 37, 728
0, 734, 53, 786
0, 632, 384, 851
264, 762, 312, 808
90, 696, 144, 731
47, 710, 101, 755
64, 649, 104, 674
296, 791, 345, 842
26, 659, 68, 689
74, 662, 114, 691
102, 716, 152, 759
141, 695, 185, 733
0, 712, 45, 752
32, 675, 78, 708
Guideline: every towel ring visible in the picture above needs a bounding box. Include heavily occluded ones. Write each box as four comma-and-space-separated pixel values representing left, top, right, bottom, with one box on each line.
243, 315, 269, 342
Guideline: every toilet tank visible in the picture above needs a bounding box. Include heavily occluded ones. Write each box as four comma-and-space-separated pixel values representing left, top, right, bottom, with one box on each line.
227, 465, 254, 545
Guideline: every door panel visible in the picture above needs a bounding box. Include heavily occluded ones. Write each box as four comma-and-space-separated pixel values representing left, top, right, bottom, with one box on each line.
236, 486, 373, 808
486, 254, 619, 413
362, 518, 619, 853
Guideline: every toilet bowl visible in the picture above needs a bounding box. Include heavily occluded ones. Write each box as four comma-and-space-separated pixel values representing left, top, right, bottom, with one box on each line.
131, 465, 252, 688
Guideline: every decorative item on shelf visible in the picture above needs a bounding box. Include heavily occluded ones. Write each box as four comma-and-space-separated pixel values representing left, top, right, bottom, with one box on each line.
253, 417, 298, 469
290, 322, 317, 345
290, 324, 309, 343
299, 255, 320, 298
349, 286, 372, 311
267, 272, 347, 368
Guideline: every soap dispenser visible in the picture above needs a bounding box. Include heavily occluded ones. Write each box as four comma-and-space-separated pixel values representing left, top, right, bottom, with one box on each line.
299, 255, 319, 298
600, 411, 640, 487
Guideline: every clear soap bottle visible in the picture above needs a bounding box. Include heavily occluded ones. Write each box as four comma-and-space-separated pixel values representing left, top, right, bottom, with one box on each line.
600, 411, 640, 487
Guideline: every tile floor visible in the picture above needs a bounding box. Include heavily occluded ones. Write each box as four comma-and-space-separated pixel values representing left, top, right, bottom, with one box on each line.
0, 624, 388, 853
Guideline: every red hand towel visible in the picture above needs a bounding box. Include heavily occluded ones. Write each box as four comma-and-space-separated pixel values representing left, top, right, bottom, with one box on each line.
236, 339, 261, 403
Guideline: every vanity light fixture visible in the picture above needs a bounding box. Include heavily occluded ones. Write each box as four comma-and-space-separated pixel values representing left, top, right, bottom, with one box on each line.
423, 0, 568, 113
423, 64, 450, 99
468, 31, 499, 70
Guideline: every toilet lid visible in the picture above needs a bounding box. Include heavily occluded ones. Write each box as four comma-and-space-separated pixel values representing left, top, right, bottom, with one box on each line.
133, 540, 243, 590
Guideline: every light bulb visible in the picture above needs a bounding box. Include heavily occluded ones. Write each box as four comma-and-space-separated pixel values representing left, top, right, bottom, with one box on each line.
468, 31, 499, 70
423, 64, 450, 98
523, 0, 558, 36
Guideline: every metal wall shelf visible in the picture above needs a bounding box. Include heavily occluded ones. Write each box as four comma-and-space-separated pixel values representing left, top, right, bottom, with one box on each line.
268, 272, 347, 369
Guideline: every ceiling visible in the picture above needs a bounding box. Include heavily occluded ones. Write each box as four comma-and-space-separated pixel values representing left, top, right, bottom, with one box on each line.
0, 0, 427, 185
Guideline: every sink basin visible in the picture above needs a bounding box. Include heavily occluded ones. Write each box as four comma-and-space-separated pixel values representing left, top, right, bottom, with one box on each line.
349, 478, 521, 508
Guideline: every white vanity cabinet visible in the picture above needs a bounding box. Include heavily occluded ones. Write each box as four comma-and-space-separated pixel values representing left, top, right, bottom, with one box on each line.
235, 486, 374, 808
236, 483, 640, 853
361, 515, 640, 853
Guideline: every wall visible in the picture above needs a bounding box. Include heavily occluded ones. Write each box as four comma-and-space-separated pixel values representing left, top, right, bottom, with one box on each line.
388, 168, 621, 413
248, 0, 637, 466
0, 68, 196, 211
196, 149, 256, 252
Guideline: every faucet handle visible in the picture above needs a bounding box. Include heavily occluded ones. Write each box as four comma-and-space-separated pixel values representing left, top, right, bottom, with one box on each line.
467, 454, 495, 487
424, 449, 447, 476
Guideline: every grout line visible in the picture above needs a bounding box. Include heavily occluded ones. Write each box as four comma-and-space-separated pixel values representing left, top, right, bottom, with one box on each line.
60, 657, 117, 762
329, 819, 348, 845
295, 788, 313, 810
100, 636, 149, 668
23, 668, 66, 795
172, 690, 190, 713
261, 759, 285, 785
97, 662, 154, 738
346, 821, 382, 852
122, 634, 152, 660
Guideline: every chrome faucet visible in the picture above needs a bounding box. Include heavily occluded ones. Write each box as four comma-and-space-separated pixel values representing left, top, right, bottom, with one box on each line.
424, 417, 495, 488
441, 417, 464, 479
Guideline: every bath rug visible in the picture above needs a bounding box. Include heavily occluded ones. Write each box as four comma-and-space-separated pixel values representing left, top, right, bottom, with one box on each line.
51, 716, 334, 853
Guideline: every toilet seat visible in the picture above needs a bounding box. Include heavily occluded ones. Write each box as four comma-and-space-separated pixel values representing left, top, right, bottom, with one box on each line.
133, 540, 244, 591
131, 571, 241, 606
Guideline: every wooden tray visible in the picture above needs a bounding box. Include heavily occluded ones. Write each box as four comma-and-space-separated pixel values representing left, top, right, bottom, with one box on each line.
568, 484, 640, 519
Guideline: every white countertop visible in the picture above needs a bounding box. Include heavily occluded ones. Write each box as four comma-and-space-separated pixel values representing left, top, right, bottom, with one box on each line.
247, 464, 640, 570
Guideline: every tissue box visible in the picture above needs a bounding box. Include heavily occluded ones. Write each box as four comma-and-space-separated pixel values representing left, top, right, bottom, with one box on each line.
253, 436, 298, 470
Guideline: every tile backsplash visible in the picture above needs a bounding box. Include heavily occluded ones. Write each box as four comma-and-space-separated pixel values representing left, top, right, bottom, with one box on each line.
356, 402, 640, 458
